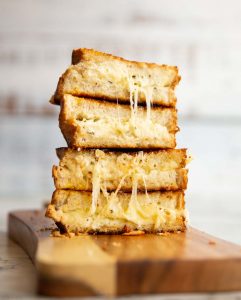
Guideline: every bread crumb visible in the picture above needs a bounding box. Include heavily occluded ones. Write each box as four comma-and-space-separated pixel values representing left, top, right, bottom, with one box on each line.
51, 229, 73, 238
208, 240, 216, 245
122, 230, 145, 236
157, 232, 170, 236
67, 232, 75, 238
51, 229, 63, 237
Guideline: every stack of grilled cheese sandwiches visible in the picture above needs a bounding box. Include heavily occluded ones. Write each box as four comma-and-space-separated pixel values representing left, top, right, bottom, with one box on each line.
46, 49, 189, 234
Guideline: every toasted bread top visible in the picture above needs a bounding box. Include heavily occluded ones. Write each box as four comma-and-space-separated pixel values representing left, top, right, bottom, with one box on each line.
52, 48, 181, 105
72, 48, 179, 73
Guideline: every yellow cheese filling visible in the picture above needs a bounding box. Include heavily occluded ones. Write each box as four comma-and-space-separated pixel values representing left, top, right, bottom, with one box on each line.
78, 118, 170, 141
56, 149, 184, 193
77, 73, 170, 141
90, 151, 160, 214
53, 192, 185, 231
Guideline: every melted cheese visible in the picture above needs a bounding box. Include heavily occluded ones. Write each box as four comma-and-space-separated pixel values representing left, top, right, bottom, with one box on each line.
128, 74, 153, 123
88, 74, 164, 216
91, 161, 101, 214
55, 193, 185, 231
77, 74, 170, 145
91, 151, 154, 215
124, 176, 151, 226
79, 118, 170, 141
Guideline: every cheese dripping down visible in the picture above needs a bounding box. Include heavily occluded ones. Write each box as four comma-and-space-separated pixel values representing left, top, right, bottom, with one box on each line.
90, 151, 150, 215
128, 74, 153, 123
91, 75, 155, 214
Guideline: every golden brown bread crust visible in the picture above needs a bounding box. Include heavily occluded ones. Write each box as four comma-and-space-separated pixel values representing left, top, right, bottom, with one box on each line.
53, 148, 188, 191
53, 166, 188, 192
50, 221, 187, 235
46, 190, 187, 234
52, 48, 181, 105
59, 95, 178, 131
56, 147, 187, 161
48, 190, 186, 208
52, 84, 177, 107
67, 95, 178, 131
59, 95, 178, 149
71, 48, 180, 76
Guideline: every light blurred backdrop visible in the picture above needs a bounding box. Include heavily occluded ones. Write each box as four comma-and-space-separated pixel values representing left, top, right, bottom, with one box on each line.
1, 0, 241, 243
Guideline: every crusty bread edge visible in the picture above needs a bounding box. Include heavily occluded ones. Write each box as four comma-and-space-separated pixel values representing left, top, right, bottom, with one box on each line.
72, 48, 179, 73
60, 95, 179, 133
52, 170, 188, 192
56, 147, 187, 165
45, 190, 187, 234
53, 48, 181, 105
58, 95, 178, 148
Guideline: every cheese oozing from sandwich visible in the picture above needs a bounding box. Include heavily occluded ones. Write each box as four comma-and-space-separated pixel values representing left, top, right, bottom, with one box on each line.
46, 190, 186, 234
78, 70, 170, 140
60, 94, 177, 149
58, 68, 181, 216
89, 70, 176, 214
53, 148, 188, 193
89, 150, 186, 214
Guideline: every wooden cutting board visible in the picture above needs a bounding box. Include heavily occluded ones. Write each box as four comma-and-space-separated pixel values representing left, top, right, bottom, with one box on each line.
8, 210, 241, 297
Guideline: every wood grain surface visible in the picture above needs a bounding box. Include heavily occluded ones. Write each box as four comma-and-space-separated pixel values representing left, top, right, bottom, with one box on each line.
8, 210, 241, 297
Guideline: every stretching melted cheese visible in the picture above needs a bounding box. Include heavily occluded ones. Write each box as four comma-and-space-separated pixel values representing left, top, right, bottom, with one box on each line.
89, 75, 159, 214
49, 190, 186, 232
128, 74, 153, 123
90, 151, 156, 215
74, 73, 173, 217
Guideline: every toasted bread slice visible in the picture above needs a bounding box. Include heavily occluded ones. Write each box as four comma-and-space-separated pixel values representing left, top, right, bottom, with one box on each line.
53, 148, 188, 192
53, 48, 180, 106
46, 190, 186, 234
59, 95, 178, 149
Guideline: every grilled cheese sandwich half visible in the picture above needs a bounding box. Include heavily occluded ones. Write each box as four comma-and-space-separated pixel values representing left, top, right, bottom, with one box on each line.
53, 48, 180, 106
59, 95, 178, 149
53, 148, 188, 193
46, 190, 186, 234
